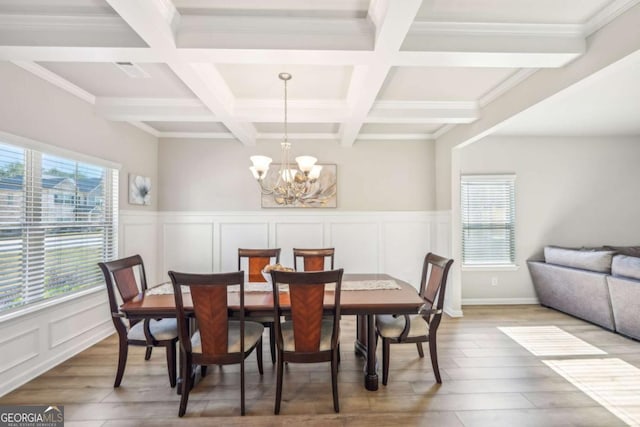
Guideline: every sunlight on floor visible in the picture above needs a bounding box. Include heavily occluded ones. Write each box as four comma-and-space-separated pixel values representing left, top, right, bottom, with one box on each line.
544, 358, 640, 427
498, 326, 607, 356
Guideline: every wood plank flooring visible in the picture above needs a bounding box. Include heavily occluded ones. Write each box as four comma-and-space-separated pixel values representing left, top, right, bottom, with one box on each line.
2, 305, 639, 426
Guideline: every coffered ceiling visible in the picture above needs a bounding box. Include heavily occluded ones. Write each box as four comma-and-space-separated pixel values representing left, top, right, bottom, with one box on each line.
0, 0, 638, 145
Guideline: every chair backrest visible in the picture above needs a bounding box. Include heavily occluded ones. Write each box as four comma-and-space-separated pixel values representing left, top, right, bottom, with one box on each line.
99, 254, 148, 316
419, 253, 454, 322
293, 248, 335, 271
169, 271, 245, 361
238, 248, 281, 282
270, 269, 343, 353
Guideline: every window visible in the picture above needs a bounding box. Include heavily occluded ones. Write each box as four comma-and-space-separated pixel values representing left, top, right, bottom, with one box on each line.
0, 141, 118, 313
461, 174, 515, 266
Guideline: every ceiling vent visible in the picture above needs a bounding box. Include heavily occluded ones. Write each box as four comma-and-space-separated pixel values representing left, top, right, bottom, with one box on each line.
114, 62, 151, 79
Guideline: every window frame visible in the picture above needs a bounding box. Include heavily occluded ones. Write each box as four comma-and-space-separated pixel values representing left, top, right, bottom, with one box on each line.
0, 131, 120, 317
460, 174, 517, 269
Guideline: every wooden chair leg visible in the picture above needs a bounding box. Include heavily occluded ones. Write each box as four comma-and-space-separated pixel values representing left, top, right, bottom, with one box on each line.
240, 359, 246, 416
114, 338, 128, 387
331, 348, 340, 413
166, 341, 177, 387
416, 342, 424, 358
268, 323, 276, 364
256, 337, 264, 375
144, 346, 152, 360
429, 336, 441, 383
274, 353, 284, 414
178, 354, 192, 417
382, 338, 390, 386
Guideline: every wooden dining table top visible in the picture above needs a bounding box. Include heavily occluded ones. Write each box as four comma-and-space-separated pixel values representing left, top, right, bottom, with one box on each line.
120, 273, 424, 318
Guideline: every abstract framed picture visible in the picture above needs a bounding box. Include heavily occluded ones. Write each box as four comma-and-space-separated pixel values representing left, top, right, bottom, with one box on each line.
260, 164, 337, 208
129, 174, 151, 206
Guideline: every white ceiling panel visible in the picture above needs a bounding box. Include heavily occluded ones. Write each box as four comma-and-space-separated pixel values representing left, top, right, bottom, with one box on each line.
38, 62, 195, 97
0, 0, 116, 16
217, 65, 352, 100
378, 67, 517, 101
416, 0, 612, 24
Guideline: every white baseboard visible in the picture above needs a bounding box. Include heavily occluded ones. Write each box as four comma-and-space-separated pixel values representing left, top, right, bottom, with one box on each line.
462, 297, 539, 306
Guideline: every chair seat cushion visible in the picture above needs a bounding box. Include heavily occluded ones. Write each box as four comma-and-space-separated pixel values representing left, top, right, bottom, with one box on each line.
376, 314, 428, 339
128, 318, 178, 341
191, 320, 264, 354
281, 319, 334, 351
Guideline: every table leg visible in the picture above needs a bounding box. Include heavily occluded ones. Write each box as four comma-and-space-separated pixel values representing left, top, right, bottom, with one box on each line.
354, 314, 367, 358
364, 314, 379, 391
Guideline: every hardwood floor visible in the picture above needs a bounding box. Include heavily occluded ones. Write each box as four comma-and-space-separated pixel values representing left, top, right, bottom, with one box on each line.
2, 305, 638, 426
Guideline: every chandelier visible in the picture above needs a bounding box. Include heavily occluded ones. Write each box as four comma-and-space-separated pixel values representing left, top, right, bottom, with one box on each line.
249, 73, 335, 207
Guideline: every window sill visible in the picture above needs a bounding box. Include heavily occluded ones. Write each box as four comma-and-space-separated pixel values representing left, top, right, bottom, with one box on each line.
462, 264, 520, 272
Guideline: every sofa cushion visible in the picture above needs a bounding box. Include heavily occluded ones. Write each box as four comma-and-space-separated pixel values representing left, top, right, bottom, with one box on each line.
611, 255, 640, 281
604, 246, 640, 258
544, 246, 615, 273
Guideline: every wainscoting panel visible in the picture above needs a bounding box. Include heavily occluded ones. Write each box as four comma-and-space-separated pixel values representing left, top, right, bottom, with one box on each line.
220, 223, 269, 272
0, 289, 113, 396
383, 221, 432, 288
163, 222, 214, 275
150, 211, 450, 288
275, 222, 324, 267
330, 222, 379, 273
121, 215, 158, 285
0, 327, 39, 375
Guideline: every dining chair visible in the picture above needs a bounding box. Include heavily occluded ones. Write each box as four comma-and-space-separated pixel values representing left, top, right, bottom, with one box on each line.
168, 270, 264, 417
98, 255, 178, 388
375, 253, 454, 385
293, 247, 335, 271
238, 248, 281, 363
270, 268, 344, 414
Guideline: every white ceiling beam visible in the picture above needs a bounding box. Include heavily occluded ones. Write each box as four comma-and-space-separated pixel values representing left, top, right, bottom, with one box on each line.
339, 0, 422, 147
94, 98, 215, 122
12, 61, 95, 104
174, 62, 256, 145
104, 0, 256, 146
368, 101, 478, 123
92, 97, 476, 125
104, 0, 178, 48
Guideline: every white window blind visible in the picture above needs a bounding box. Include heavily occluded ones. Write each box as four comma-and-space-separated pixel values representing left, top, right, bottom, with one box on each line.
0, 141, 118, 313
461, 174, 515, 266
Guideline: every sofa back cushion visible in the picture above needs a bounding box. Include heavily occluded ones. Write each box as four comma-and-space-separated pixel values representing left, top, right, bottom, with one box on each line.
604, 246, 640, 258
611, 255, 640, 280
544, 246, 615, 273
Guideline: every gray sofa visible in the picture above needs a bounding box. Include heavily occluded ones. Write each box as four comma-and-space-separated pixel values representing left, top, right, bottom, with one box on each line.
528, 246, 640, 340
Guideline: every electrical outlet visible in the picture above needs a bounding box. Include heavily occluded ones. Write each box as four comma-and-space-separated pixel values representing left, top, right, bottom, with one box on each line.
491, 277, 499, 286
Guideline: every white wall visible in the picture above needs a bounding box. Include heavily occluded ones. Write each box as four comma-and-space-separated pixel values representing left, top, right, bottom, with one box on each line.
157, 138, 435, 211
0, 62, 158, 211
0, 63, 158, 395
459, 135, 640, 304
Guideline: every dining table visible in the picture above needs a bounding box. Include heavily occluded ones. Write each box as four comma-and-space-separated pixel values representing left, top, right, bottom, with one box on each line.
119, 273, 424, 391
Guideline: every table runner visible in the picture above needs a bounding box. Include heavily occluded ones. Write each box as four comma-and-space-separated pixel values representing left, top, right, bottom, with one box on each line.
147, 279, 400, 295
